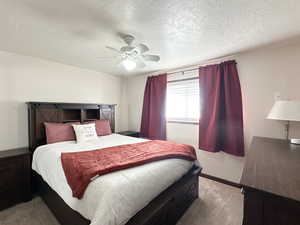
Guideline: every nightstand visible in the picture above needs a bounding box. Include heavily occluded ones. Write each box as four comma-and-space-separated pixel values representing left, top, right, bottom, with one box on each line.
117, 131, 140, 138
0, 147, 31, 210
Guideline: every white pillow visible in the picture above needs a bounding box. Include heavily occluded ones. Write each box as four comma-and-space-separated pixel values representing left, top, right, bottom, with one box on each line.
72, 123, 98, 143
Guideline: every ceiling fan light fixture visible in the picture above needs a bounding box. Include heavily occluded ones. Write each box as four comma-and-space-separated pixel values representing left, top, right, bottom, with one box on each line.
122, 58, 136, 71
106, 33, 160, 70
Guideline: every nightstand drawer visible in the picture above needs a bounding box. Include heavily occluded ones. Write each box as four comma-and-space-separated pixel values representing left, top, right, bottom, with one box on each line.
0, 186, 23, 210
0, 148, 31, 210
0, 158, 23, 191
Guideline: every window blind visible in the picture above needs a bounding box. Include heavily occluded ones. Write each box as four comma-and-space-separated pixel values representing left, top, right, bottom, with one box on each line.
166, 72, 200, 122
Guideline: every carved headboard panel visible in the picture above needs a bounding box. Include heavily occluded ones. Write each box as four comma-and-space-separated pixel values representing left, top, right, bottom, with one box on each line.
27, 102, 116, 152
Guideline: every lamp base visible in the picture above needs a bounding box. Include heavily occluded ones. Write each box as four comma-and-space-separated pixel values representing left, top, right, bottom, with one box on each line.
290, 139, 300, 145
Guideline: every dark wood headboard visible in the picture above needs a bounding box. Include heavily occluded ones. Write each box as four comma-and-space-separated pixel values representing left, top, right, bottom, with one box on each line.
27, 102, 116, 152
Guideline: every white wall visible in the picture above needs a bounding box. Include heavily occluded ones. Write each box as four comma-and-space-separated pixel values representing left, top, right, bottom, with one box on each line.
126, 41, 300, 183
0, 51, 127, 151
238, 43, 300, 145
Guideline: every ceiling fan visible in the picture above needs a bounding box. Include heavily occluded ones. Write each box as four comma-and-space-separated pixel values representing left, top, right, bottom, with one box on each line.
105, 33, 160, 71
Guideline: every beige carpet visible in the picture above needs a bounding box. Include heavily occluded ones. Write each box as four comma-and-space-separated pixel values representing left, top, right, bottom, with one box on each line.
178, 177, 243, 225
0, 177, 243, 225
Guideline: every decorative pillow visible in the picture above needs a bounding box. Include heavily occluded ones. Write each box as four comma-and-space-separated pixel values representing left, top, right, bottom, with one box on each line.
44, 122, 80, 144
72, 123, 98, 143
83, 120, 112, 136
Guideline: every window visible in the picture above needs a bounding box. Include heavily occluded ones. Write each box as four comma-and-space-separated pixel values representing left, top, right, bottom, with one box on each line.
166, 72, 200, 123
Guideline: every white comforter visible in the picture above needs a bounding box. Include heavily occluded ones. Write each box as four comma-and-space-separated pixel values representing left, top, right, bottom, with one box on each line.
32, 134, 194, 225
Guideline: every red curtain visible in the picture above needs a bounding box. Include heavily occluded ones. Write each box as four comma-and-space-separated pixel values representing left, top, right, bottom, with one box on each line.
198, 60, 244, 156
140, 74, 167, 140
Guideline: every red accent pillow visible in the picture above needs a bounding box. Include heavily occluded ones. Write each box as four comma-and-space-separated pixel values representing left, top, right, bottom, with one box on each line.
83, 120, 112, 136
44, 122, 80, 144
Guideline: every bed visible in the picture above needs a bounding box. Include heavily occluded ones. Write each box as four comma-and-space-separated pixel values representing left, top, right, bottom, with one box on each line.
27, 102, 201, 225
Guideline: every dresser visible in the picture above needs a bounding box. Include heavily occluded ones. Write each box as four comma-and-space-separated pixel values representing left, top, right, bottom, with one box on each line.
240, 137, 300, 225
0, 148, 31, 210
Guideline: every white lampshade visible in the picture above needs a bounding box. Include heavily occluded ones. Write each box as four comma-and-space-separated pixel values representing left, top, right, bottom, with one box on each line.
267, 100, 300, 121
122, 59, 136, 71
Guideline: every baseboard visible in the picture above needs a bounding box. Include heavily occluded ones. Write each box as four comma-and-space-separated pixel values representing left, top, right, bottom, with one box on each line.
200, 173, 242, 189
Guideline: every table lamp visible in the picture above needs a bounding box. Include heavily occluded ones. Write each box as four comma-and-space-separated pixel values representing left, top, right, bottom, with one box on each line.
267, 100, 300, 144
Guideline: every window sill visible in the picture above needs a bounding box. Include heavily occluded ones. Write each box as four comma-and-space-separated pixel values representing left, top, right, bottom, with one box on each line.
167, 120, 199, 125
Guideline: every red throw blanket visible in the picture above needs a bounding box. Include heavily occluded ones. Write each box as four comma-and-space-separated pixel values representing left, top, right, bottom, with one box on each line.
61, 140, 196, 199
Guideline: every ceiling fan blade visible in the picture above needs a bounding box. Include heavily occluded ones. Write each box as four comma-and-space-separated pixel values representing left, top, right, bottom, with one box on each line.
142, 54, 160, 62
120, 46, 135, 52
135, 59, 146, 68
136, 44, 149, 53
119, 33, 135, 46
105, 46, 121, 54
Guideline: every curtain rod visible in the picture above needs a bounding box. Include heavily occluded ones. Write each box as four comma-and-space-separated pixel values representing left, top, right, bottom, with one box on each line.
167, 67, 199, 75
151, 54, 236, 77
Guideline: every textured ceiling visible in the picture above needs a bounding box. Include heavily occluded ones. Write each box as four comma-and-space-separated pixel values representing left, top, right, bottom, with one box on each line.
1, 0, 300, 76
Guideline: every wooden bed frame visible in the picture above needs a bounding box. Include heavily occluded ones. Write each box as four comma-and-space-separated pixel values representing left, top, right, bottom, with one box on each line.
27, 102, 201, 225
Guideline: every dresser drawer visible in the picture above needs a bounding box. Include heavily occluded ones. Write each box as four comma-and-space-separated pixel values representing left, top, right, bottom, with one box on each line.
262, 193, 300, 225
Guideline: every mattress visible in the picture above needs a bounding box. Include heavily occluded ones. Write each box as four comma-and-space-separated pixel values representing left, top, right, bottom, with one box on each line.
32, 134, 195, 225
